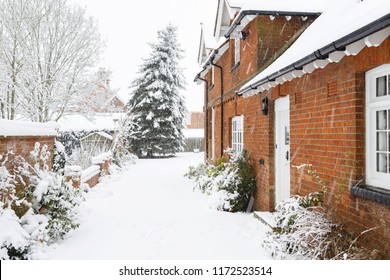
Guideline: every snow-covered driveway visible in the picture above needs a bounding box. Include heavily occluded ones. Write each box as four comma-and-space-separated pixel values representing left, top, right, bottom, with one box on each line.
47, 153, 271, 259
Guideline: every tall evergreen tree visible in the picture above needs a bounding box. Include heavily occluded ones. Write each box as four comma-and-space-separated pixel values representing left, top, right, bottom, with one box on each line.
126, 24, 186, 158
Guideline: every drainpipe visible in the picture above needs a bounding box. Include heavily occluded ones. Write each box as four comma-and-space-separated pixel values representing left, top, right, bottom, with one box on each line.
211, 61, 224, 158
195, 75, 209, 160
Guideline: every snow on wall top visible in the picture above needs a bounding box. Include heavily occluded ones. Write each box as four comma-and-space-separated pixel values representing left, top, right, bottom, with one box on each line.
227, 0, 328, 13
240, 0, 390, 91
0, 119, 58, 137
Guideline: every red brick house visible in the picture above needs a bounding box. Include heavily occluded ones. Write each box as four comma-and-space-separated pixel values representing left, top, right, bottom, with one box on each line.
195, 0, 390, 251
186, 112, 205, 129
88, 68, 127, 114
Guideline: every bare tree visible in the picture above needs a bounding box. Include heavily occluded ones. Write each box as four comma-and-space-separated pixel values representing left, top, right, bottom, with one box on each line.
0, 0, 105, 122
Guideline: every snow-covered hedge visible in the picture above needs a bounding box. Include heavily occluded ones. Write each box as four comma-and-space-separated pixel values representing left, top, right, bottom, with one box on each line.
185, 149, 256, 212
0, 143, 83, 259
263, 193, 376, 260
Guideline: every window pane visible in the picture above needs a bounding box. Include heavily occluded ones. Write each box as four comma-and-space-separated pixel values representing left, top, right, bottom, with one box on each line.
377, 153, 388, 173
285, 126, 290, 145
377, 110, 387, 130
377, 132, 387, 151
376, 76, 387, 97
388, 75, 390, 95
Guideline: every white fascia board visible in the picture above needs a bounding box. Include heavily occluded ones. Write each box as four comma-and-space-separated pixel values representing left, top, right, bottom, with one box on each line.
214, 0, 225, 40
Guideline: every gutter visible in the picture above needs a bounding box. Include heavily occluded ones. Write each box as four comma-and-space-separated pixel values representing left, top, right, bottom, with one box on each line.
237, 12, 390, 96
224, 10, 321, 38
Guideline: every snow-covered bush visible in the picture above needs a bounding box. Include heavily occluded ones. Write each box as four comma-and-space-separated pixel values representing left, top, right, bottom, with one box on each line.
0, 208, 30, 260
0, 153, 31, 259
185, 149, 256, 212
52, 141, 66, 175
0, 153, 18, 209
23, 143, 83, 241
263, 193, 376, 260
0, 143, 84, 259
111, 118, 138, 167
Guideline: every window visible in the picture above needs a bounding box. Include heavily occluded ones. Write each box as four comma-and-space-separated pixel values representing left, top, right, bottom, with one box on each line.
366, 64, 390, 190
232, 116, 244, 152
234, 37, 240, 66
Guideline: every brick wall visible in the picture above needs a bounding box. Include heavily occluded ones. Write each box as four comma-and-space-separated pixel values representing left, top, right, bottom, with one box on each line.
206, 15, 316, 158
187, 112, 205, 129
203, 15, 390, 251
286, 37, 390, 252
0, 136, 55, 170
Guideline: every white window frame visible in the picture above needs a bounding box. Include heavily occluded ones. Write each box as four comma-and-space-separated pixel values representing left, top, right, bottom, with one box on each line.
234, 37, 240, 66
366, 64, 390, 190
232, 115, 244, 152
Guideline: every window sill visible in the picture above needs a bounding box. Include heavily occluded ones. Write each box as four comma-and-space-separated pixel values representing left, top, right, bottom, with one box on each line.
350, 184, 390, 205
230, 62, 240, 73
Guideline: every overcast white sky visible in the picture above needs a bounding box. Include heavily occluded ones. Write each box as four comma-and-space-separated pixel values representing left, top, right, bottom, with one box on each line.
72, 0, 218, 112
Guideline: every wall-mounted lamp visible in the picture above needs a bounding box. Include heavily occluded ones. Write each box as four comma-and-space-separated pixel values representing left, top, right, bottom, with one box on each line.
261, 97, 268, 115
239, 31, 249, 40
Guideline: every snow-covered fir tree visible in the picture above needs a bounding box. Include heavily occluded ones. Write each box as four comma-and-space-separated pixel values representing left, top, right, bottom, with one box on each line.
126, 24, 186, 158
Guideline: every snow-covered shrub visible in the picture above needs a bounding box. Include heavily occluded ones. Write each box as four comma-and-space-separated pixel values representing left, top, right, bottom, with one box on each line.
185, 149, 256, 212
111, 118, 138, 167
0, 153, 18, 209
23, 143, 83, 241
52, 141, 66, 175
1, 143, 84, 259
0, 208, 30, 260
0, 153, 31, 259
263, 194, 375, 260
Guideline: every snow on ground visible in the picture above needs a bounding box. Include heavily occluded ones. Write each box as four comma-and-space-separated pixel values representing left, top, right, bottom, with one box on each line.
45, 152, 271, 260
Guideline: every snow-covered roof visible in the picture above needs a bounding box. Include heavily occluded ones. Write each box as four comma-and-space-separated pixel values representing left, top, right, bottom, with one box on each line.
214, 0, 328, 40
80, 131, 113, 141
0, 119, 59, 137
198, 24, 226, 66
239, 0, 390, 97
195, 39, 229, 83
58, 113, 126, 132
227, 0, 327, 13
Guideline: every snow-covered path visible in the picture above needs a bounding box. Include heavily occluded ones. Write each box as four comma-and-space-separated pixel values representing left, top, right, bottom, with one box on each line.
47, 153, 271, 259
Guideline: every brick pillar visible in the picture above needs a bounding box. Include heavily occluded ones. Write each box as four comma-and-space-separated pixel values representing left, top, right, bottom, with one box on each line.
64, 165, 82, 188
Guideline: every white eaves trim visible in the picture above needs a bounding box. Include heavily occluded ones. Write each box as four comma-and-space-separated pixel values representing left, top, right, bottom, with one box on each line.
214, 0, 240, 40
196, 40, 230, 83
